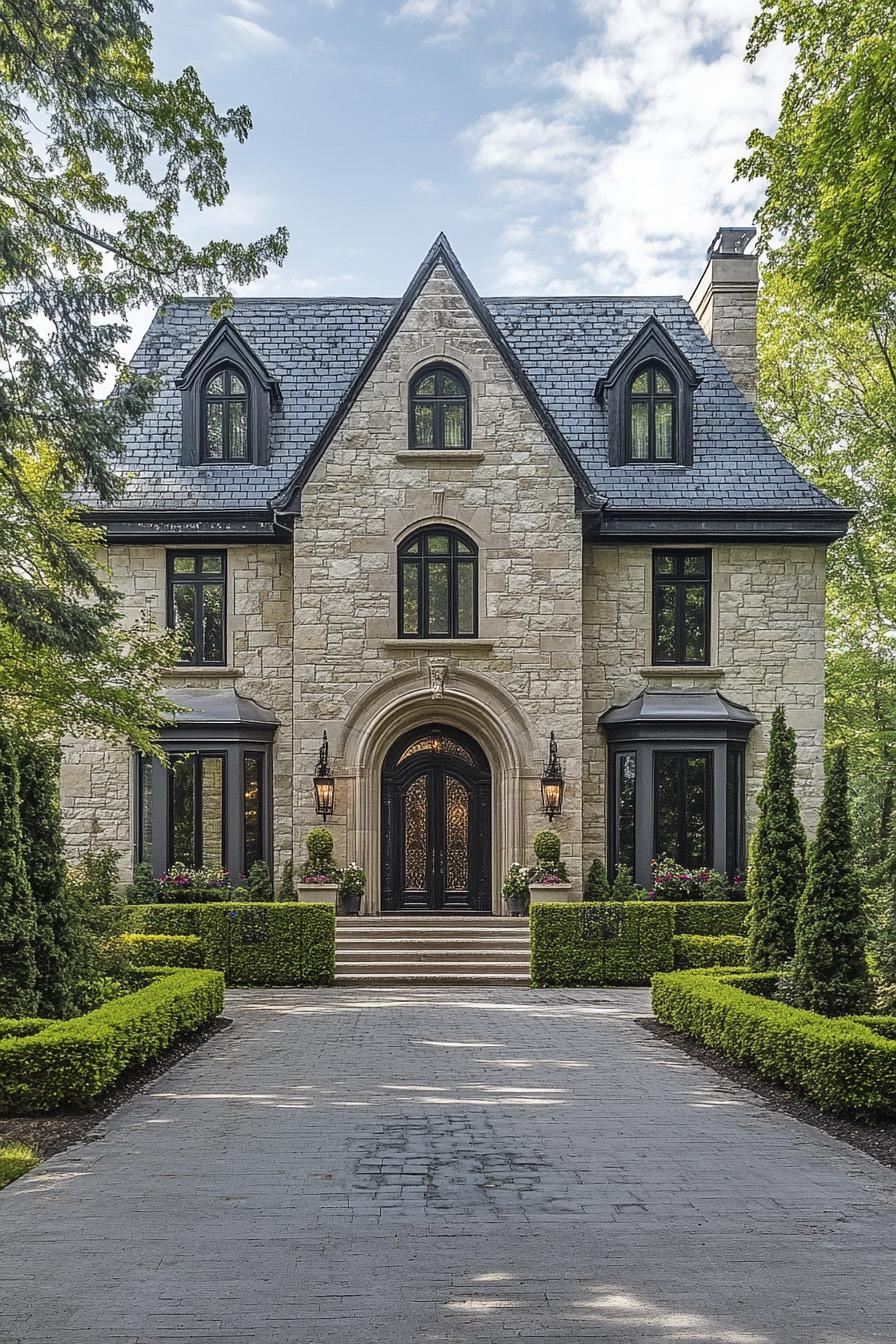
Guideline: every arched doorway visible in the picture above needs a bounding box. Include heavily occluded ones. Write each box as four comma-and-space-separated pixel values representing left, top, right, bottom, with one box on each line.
381, 724, 491, 913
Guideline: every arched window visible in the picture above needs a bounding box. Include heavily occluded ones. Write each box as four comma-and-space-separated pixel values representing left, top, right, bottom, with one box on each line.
626, 363, 677, 462
202, 366, 249, 462
398, 527, 477, 638
409, 365, 470, 450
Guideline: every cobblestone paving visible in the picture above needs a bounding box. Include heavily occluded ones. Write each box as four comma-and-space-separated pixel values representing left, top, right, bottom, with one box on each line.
2, 988, 896, 1343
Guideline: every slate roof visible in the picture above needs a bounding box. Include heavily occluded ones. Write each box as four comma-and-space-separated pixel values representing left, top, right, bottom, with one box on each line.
99, 249, 843, 522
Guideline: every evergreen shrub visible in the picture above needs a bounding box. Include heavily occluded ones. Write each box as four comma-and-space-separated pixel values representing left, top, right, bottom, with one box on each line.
583, 859, 610, 901
672, 934, 748, 969
530, 902, 674, 987
0, 731, 37, 1017
747, 706, 806, 970
116, 933, 204, 969
672, 902, 749, 935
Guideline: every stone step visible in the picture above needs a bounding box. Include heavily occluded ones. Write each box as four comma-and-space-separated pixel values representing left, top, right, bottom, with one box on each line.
337, 917, 526, 927
335, 914, 530, 985
334, 972, 531, 986
336, 957, 529, 973
337, 942, 529, 957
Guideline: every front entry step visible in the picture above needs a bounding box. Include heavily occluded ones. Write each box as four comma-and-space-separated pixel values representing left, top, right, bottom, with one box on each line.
335, 916, 531, 986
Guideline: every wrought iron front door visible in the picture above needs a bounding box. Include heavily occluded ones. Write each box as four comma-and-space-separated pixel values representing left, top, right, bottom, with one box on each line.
381, 726, 491, 913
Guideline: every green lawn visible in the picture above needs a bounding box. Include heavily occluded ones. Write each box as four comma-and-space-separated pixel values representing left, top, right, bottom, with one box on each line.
0, 1144, 38, 1190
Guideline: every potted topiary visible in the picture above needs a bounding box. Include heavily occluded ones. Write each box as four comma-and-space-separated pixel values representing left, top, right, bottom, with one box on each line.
297, 827, 339, 905
338, 862, 365, 915
527, 828, 575, 903
502, 863, 532, 917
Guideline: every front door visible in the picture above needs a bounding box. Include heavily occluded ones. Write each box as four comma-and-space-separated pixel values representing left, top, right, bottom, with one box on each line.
381, 725, 491, 913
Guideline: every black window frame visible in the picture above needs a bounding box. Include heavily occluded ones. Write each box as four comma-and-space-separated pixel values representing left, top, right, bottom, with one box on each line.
625, 362, 677, 463
167, 750, 227, 871
398, 527, 478, 640
242, 750, 266, 872
408, 363, 471, 451
166, 550, 227, 668
652, 749, 714, 870
651, 548, 710, 666
200, 364, 251, 464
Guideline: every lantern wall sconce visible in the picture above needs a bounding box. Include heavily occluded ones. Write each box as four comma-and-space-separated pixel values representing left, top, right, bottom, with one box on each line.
540, 731, 564, 821
313, 731, 335, 818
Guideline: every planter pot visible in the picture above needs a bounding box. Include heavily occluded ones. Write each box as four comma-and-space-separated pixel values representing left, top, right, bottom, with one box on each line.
528, 882, 576, 904
339, 889, 363, 916
505, 892, 529, 918
296, 882, 338, 906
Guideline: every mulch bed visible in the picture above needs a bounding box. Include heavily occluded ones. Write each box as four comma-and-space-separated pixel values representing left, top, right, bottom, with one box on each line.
0, 1017, 231, 1168
638, 1016, 896, 1171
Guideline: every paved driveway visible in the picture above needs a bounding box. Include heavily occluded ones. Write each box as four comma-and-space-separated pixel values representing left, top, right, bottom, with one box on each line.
2, 988, 895, 1343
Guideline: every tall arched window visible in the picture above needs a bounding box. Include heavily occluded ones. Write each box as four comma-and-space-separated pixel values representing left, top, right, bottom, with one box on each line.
399, 527, 477, 638
202, 366, 249, 462
409, 365, 470, 450
626, 363, 676, 462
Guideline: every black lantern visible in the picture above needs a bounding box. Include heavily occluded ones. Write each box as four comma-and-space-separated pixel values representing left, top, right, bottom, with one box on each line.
540, 732, 564, 821
313, 732, 335, 818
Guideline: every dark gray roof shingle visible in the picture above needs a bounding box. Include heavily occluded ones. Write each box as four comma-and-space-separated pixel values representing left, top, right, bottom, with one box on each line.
102, 291, 837, 515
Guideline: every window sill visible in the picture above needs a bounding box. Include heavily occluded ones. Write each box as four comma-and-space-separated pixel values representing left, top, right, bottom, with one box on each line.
382, 639, 494, 657
161, 666, 243, 679
641, 665, 724, 678
394, 451, 484, 464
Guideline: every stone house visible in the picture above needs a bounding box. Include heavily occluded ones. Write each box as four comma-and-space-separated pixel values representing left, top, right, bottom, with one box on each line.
63, 229, 849, 912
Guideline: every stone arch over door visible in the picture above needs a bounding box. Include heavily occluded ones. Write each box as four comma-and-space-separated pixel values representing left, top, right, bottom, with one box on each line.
337, 664, 537, 914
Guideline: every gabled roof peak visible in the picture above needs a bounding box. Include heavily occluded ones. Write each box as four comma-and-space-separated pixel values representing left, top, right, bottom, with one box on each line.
174, 315, 282, 404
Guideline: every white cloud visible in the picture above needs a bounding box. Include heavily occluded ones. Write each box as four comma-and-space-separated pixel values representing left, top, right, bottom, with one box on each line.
217, 13, 291, 53
230, 0, 267, 14
391, 0, 496, 39
461, 0, 790, 294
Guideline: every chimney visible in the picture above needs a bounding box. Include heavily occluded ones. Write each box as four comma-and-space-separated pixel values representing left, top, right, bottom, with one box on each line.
689, 226, 759, 404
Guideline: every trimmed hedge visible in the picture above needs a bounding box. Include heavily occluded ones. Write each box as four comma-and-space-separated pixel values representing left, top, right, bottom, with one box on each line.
120, 902, 335, 987
651, 968, 896, 1115
530, 902, 674, 987
671, 902, 748, 936
0, 1017, 52, 1040
855, 1016, 896, 1041
673, 934, 748, 970
0, 967, 224, 1112
117, 933, 205, 969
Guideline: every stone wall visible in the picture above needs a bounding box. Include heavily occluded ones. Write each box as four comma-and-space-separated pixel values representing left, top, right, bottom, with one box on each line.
582, 542, 827, 866
293, 262, 583, 904
60, 543, 294, 882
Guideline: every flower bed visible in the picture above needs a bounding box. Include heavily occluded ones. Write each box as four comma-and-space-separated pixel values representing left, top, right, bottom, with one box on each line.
0, 968, 224, 1113
530, 902, 674, 987
120, 902, 335, 987
651, 968, 896, 1116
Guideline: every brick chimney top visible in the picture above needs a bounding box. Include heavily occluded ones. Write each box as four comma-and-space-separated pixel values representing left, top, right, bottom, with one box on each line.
707, 226, 756, 259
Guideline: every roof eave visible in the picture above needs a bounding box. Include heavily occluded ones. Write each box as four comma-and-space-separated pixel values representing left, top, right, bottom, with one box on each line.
583, 506, 854, 544
81, 507, 294, 544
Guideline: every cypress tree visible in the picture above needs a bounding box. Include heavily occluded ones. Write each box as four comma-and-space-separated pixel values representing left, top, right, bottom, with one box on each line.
747, 706, 806, 970
18, 745, 86, 1018
584, 859, 610, 901
793, 746, 873, 1016
0, 731, 38, 1016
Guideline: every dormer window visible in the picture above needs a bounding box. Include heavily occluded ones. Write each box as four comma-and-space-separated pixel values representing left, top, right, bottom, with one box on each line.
627, 364, 676, 462
202, 367, 249, 462
410, 365, 469, 450
596, 317, 701, 468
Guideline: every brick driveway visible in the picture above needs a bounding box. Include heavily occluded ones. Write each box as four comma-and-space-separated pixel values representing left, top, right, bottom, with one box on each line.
2, 987, 896, 1343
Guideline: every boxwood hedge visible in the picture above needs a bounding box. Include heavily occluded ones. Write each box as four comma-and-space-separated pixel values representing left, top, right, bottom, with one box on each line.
530, 902, 674, 987
0, 968, 224, 1113
651, 968, 896, 1115
120, 902, 335, 987
670, 902, 748, 936
117, 933, 205, 969
673, 934, 748, 970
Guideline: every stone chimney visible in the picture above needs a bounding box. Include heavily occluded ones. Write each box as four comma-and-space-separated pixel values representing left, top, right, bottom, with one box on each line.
689, 226, 759, 404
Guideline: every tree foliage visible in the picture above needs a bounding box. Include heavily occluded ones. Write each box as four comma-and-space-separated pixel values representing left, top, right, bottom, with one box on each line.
584, 858, 610, 902
793, 747, 873, 1016
739, 0, 896, 320
746, 706, 806, 970
0, 731, 38, 1016
0, 0, 287, 742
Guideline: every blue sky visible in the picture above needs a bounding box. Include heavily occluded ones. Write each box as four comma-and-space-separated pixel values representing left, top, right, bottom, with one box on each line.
149, 0, 789, 301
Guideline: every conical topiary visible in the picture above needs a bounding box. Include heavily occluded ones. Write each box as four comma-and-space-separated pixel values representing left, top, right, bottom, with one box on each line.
584, 859, 610, 902
0, 732, 38, 1016
610, 864, 637, 902
793, 746, 873, 1016
18, 744, 87, 1018
747, 706, 806, 970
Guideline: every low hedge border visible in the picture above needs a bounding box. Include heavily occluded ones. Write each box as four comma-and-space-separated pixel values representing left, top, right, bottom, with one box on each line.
651, 968, 896, 1116
673, 934, 748, 970
530, 902, 674, 987
0, 967, 225, 1113
117, 933, 205, 969
120, 902, 335, 987
0, 1018, 53, 1041
670, 902, 748, 936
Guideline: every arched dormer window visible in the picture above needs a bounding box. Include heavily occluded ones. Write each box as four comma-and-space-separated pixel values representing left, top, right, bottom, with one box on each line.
176, 318, 282, 468
398, 527, 477, 638
596, 317, 701, 468
202, 366, 249, 462
627, 363, 676, 462
409, 365, 470, 450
